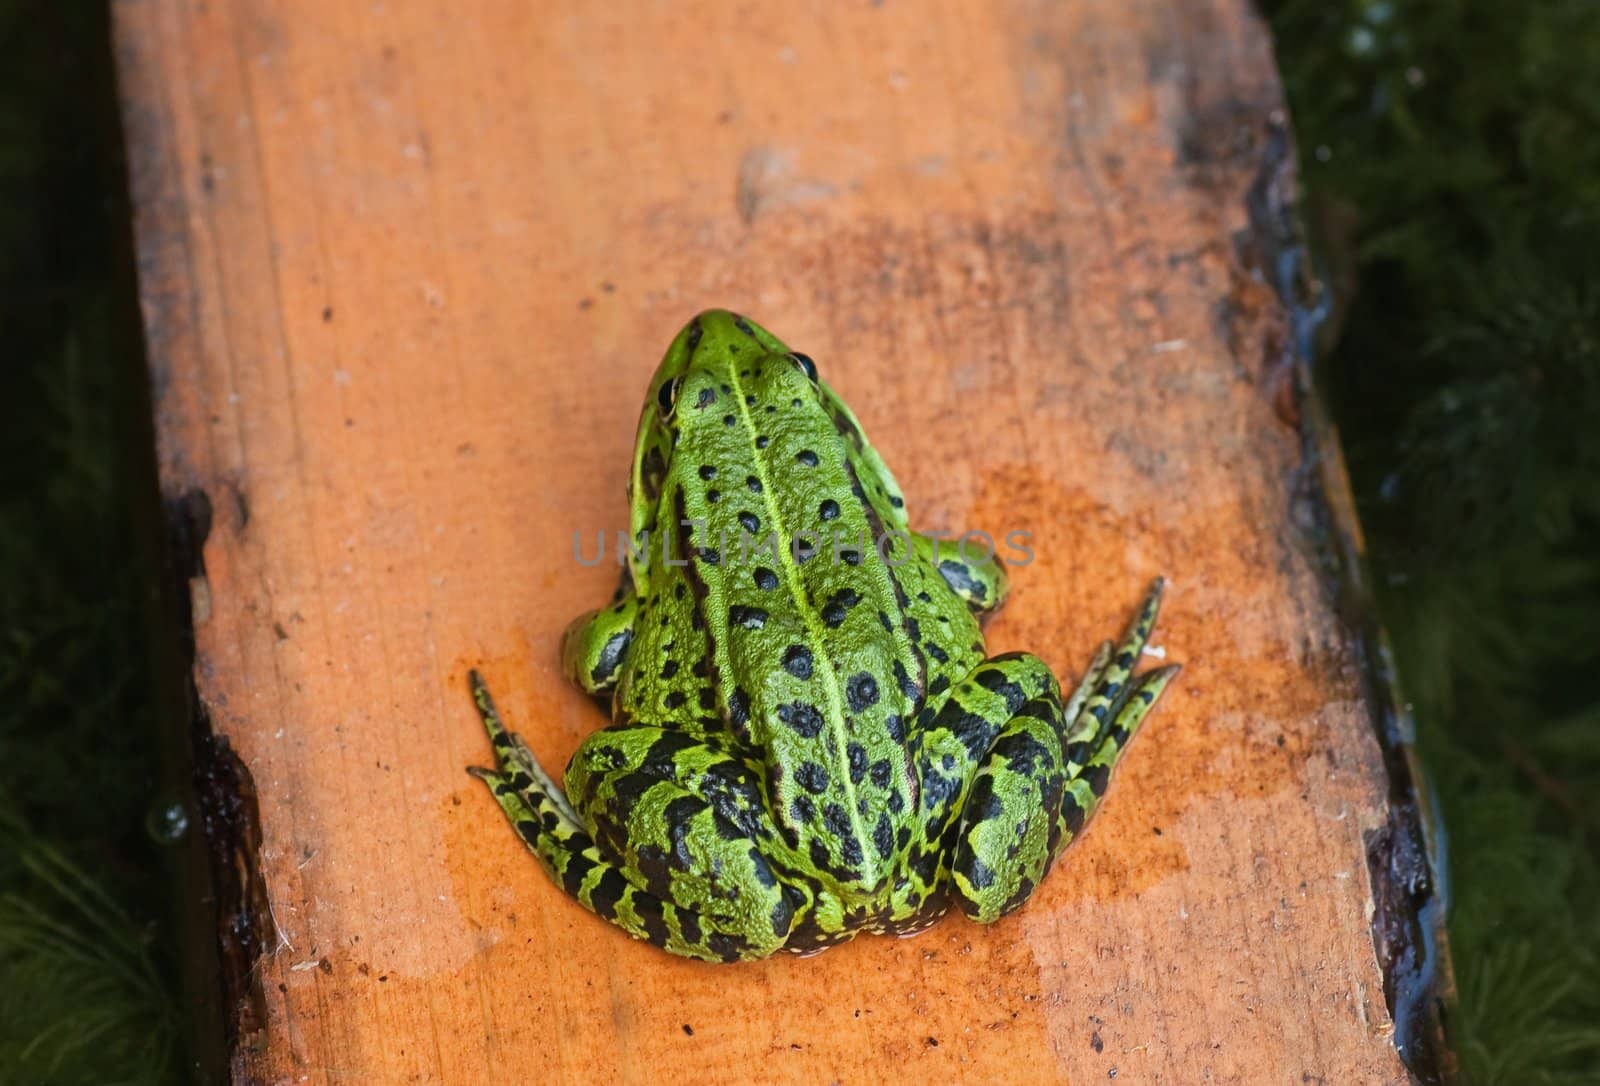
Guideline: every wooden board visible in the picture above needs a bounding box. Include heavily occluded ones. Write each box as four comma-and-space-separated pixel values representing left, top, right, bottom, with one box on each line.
115, 1, 1434, 1082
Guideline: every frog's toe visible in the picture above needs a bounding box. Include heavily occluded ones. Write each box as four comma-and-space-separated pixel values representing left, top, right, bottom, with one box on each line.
467, 669, 580, 824
1052, 585, 1180, 854
1062, 578, 1179, 769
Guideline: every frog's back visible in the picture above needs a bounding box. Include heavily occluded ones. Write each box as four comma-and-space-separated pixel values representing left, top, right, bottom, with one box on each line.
617, 312, 950, 894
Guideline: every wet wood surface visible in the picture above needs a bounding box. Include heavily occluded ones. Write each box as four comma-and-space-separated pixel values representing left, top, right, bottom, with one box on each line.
115, 1, 1422, 1082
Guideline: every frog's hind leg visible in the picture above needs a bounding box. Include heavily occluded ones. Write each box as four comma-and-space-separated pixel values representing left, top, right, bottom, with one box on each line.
941, 655, 1072, 923
563, 723, 803, 961
947, 581, 1179, 923
907, 653, 1067, 925
466, 671, 742, 963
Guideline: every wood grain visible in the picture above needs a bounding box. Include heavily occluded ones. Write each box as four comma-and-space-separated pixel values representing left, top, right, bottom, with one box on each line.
115, 1, 1428, 1082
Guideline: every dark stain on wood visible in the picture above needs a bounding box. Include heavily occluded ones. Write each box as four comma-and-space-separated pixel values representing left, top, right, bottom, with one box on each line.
1239, 111, 1457, 1086
165, 487, 275, 1070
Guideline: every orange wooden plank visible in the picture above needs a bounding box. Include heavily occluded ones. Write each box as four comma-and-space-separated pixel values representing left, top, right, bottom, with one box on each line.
115, 1, 1438, 1082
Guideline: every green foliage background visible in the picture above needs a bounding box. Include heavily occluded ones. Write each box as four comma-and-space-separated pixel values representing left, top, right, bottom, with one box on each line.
0, 0, 1595, 1082
0, 2, 182, 1082
1265, 1, 1600, 1081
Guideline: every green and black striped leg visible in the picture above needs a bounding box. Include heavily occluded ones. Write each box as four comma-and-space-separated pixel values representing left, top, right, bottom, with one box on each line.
1052, 578, 1180, 847
905, 652, 1064, 926
913, 531, 1010, 614
562, 723, 800, 961
467, 671, 748, 963
940, 654, 1071, 923
559, 589, 639, 695
948, 579, 1180, 923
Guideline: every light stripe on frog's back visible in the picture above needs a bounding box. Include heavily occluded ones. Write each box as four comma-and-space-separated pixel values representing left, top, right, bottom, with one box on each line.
732, 352, 922, 892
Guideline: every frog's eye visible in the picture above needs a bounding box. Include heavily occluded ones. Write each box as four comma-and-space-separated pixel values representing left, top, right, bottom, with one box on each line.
656, 375, 683, 417
789, 352, 818, 382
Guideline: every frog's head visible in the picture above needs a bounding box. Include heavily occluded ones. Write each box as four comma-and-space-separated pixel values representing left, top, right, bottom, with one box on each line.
625, 309, 908, 585
627, 309, 806, 519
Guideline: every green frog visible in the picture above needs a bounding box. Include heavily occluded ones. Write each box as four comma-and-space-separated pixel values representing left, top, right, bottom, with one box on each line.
468, 310, 1179, 962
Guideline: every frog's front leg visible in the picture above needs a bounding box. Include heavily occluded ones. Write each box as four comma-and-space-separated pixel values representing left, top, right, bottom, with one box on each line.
912, 531, 1009, 614
560, 583, 639, 695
